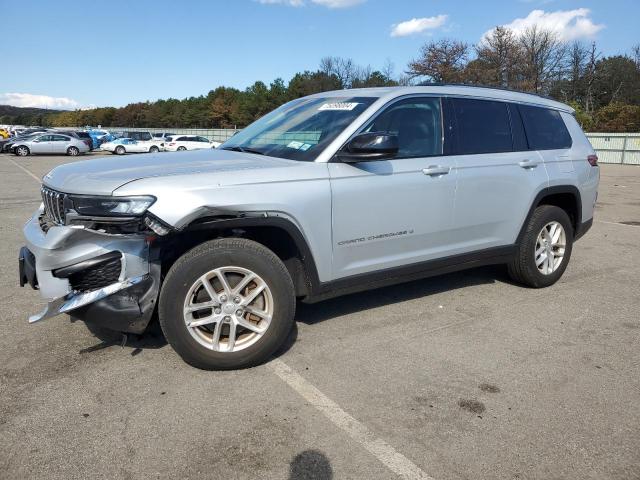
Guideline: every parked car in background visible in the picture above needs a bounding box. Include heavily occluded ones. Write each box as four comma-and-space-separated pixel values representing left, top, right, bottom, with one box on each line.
11, 134, 89, 156
1, 134, 40, 152
164, 135, 220, 151
100, 137, 164, 154
0, 128, 10, 139
72, 131, 94, 150
152, 132, 176, 142
121, 131, 153, 142
86, 129, 111, 148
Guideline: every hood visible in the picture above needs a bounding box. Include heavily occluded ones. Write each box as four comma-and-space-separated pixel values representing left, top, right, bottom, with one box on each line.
42, 148, 300, 195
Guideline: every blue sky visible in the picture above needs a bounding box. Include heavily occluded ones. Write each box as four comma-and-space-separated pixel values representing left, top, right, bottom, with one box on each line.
1, 0, 638, 109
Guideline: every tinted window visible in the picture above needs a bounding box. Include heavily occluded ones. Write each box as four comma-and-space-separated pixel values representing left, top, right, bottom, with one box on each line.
176, 136, 188, 141
197, 136, 209, 142
36, 135, 52, 142
76, 132, 90, 139
519, 105, 572, 150
364, 97, 442, 158
451, 98, 512, 154
51, 135, 69, 141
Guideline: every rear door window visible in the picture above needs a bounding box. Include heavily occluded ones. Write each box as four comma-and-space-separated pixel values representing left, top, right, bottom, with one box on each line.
518, 105, 572, 150
451, 98, 513, 154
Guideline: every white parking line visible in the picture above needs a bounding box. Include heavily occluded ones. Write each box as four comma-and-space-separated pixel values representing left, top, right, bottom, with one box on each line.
596, 220, 640, 228
268, 358, 434, 480
7, 158, 41, 183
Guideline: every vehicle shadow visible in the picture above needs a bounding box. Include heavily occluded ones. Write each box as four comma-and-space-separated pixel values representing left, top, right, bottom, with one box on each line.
296, 265, 505, 325
79, 265, 506, 357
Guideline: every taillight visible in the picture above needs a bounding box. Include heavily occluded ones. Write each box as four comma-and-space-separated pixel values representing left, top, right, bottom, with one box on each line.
587, 154, 598, 166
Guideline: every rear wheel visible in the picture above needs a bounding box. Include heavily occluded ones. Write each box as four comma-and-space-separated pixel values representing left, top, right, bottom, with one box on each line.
177, 146, 187, 151
67, 146, 79, 156
115, 145, 126, 155
149, 146, 159, 153
15, 146, 30, 156
508, 205, 573, 288
159, 238, 295, 370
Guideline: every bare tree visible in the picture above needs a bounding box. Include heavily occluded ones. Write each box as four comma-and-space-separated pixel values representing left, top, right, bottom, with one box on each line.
407, 39, 469, 83
518, 26, 567, 94
584, 42, 600, 114
319, 56, 358, 88
632, 44, 640, 69
475, 26, 522, 87
567, 41, 589, 101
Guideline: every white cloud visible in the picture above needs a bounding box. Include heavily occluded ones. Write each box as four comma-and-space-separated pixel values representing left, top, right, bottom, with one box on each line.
311, 0, 364, 7
256, 0, 364, 7
256, 0, 304, 5
390, 15, 448, 38
0, 93, 80, 110
488, 8, 604, 42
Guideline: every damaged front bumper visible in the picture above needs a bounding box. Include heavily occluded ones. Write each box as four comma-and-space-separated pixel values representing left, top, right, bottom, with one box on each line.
19, 208, 161, 334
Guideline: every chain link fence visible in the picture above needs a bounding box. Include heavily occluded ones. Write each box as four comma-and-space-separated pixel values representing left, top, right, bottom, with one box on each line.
83, 127, 640, 165
585, 133, 640, 165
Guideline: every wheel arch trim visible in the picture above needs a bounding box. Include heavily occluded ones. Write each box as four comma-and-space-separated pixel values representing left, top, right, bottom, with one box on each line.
516, 185, 582, 244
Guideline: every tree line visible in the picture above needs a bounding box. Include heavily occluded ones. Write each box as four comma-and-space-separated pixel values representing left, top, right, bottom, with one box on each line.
3, 26, 640, 132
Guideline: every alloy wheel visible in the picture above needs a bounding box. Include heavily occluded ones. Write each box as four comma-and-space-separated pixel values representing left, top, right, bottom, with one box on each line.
535, 221, 566, 275
183, 266, 273, 352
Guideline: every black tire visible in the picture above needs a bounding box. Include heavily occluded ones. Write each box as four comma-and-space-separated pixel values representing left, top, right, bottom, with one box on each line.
149, 146, 159, 153
508, 205, 574, 288
67, 146, 79, 156
115, 145, 126, 155
159, 238, 296, 370
177, 146, 187, 151
15, 146, 29, 156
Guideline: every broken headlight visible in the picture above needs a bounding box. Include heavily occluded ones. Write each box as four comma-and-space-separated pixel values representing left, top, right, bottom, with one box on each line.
69, 195, 156, 217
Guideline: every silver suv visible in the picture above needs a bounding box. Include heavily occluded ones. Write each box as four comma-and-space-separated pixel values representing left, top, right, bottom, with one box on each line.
19, 86, 599, 370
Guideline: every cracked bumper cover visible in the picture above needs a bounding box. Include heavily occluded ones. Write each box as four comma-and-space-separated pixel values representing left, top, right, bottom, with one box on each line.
20, 209, 160, 334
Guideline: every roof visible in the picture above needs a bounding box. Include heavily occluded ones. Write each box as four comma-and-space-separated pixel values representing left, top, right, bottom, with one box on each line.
309, 85, 573, 113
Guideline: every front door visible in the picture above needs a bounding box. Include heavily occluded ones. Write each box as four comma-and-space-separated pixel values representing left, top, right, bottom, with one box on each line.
329, 96, 458, 280
30, 135, 52, 154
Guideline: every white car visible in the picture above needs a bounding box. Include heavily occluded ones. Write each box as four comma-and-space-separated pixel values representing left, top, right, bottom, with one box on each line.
164, 135, 221, 151
100, 138, 164, 155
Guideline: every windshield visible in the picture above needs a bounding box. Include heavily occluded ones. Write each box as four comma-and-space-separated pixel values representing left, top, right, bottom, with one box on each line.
221, 96, 377, 161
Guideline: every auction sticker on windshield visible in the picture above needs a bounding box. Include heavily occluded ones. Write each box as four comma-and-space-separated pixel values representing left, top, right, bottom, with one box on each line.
318, 102, 359, 111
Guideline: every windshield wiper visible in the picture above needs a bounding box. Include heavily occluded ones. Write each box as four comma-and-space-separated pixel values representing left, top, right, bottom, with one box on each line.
221, 146, 265, 155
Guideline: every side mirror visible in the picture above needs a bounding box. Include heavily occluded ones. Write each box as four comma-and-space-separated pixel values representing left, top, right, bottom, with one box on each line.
336, 132, 398, 162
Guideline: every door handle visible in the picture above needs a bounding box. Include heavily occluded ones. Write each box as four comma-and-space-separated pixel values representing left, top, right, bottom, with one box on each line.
422, 165, 450, 176
518, 159, 539, 169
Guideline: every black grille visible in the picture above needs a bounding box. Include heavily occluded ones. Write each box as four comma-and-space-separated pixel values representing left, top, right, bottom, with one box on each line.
41, 186, 66, 225
69, 256, 122, 292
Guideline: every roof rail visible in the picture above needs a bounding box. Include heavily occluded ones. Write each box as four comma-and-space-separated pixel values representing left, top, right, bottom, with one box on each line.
416, 82, 557, 102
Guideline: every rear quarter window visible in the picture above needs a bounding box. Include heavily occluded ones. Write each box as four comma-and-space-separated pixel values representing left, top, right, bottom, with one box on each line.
518, 105, 572, 150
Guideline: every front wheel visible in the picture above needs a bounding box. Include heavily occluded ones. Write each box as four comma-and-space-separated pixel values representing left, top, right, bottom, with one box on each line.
508, 205, 574, 288
115, 146, 125, 155
149, 146, 159, 153
177, 146, 187, 151
15, 146, 30, 156
159, 238, 296, 370
67, 146, 79, 156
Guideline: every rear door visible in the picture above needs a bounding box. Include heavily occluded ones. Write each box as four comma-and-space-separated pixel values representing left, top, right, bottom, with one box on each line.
448, 97, 549, 251
518, 104, 575, 187
329, 95, 459, 279
51, 134, 70, 153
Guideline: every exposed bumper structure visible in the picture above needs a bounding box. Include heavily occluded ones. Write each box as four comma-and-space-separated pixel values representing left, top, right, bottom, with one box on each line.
19, 209, 160, 334
28, 276, 146, 323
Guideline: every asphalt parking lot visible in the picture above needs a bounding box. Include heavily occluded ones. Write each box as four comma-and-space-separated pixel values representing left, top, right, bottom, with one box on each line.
1, 152, 639, 480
